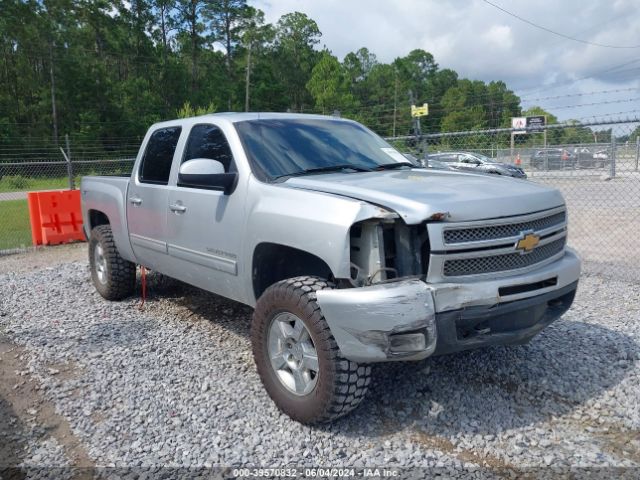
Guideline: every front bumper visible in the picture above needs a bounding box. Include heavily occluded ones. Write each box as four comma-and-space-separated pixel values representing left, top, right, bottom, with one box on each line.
433, 281, 576, 355
315, 249, 580, 363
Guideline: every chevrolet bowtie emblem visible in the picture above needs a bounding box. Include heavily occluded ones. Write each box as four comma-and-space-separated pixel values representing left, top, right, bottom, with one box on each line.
515, 231, 540, 253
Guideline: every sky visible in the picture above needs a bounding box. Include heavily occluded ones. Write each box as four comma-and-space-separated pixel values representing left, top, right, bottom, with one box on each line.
255, 0, 640, 124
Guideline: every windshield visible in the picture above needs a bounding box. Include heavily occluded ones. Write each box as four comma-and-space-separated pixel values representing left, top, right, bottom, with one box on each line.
471, 153, 494, 163
234, 118, 408, 181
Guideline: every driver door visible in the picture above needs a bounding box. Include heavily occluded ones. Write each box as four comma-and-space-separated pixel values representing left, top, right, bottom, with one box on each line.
162, 123, 246, 302
458, 154, 480, 172
449, 153, 469, 171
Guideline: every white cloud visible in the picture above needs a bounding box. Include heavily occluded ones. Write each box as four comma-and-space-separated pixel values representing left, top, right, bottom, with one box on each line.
482, 25, 513, 50
254, 0, 640, 120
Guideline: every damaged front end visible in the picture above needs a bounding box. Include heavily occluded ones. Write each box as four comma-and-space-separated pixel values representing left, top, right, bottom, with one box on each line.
346, 214, 433, 287
315, 279, 438, 363
316, 215, 438, 363
316, 209, 580, 363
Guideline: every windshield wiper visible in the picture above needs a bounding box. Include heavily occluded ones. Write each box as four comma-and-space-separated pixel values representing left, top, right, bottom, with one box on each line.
375, 161, 416, 170
274, 164, 373, 180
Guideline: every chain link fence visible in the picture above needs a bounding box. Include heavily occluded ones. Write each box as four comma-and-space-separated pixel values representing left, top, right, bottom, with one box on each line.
388, 117, 640, 283
0, 137, 137, 253
2, 118, 640, 284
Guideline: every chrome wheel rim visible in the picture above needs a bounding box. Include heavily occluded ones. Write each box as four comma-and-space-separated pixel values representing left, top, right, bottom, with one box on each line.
267, 312, 319, 396
94, 243, 108, 284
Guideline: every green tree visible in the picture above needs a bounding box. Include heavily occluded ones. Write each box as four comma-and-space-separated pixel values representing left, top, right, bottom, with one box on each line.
440, 80, 488, 131
174, 0, 208, 94
274, 12, 321, 110
237, 7, 276, 111
306, 51, 356, 114
0, 2, 551, 154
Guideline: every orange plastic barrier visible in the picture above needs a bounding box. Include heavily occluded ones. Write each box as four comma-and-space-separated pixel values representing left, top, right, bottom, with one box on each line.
27, 190, 85, 246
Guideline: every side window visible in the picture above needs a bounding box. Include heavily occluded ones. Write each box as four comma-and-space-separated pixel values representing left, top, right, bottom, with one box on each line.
139, 127, 182, 185
183, 124, 234, 172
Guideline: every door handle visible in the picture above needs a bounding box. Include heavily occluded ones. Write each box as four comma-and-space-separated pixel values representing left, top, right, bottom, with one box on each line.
169, 203, 187, 213
129, 196, 142, 206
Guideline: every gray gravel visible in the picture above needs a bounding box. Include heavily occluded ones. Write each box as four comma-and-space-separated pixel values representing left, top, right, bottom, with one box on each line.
1, 261, 639, 475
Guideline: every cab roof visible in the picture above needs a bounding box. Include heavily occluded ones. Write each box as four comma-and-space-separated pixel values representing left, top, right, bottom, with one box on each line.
150, 112, 348, 129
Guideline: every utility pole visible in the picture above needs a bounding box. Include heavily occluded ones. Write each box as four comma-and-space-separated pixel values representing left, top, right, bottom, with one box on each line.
408, 90, 422, 137
244, 42, 252, 112
49, 40, 58, 145
610, 131, 616, 178
392, 73, 398, 137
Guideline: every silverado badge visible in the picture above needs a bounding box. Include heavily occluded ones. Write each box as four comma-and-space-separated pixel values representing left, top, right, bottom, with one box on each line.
515, 231, 540, 253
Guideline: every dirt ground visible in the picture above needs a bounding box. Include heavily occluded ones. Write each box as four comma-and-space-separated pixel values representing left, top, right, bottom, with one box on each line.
0, 335, 93, 472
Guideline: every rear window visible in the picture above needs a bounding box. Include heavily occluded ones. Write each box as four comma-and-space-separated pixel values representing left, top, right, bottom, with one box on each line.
139, 127, 182, 184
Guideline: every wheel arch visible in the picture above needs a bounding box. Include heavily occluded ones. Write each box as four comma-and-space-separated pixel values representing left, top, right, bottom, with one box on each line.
88, 209, 110, 230
252, 243, 334, 301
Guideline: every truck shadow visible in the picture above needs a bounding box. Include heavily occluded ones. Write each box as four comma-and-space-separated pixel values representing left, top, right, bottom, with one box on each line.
139, 275, 638, 437
329, 318, 638, 437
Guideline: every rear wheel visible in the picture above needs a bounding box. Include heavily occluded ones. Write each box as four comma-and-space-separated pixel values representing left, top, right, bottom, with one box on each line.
89, 225, 136, 300
251, 276, 371, 424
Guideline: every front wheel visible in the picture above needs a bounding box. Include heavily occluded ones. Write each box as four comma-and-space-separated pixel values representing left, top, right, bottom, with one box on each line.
251, 276, 371, 424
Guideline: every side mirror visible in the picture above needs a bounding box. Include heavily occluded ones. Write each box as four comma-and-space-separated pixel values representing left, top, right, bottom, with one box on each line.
178, 158, 238, 195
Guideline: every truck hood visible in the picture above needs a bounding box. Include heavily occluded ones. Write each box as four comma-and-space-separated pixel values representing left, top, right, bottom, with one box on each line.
283, 169, 564, 224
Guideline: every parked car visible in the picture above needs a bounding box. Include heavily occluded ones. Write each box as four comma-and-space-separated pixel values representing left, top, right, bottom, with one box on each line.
592, 148, 610, 168
593, 149, 609, 160
530, 149, 576, 170
572, 147, 608, 169
428, 151, 527, 178
404, 153, 454, 171
81, 113, 579, 424
425, 157, 454, 171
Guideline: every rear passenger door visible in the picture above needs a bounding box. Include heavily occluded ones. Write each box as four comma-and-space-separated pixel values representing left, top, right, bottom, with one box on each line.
127, 126, 182, 272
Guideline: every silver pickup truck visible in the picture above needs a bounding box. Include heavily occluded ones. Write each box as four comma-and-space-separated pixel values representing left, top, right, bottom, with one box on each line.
81, 113, 580, 424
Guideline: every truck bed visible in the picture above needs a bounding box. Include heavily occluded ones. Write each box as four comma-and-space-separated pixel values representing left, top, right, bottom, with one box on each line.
80, 175, 135, 262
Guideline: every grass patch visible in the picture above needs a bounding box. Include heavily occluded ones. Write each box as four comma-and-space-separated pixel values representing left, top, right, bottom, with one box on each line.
0, 199, 32, 250
0, 176, 72, 193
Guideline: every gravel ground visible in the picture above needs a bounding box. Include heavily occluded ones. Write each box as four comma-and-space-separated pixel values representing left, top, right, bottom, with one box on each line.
1, 255, 640, 477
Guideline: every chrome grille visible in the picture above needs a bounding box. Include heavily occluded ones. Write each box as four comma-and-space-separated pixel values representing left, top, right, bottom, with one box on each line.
443, 211, 566, 244
443, 237, 566, 277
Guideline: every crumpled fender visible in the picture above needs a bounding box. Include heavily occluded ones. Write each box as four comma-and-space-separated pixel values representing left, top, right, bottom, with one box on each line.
315, 279, 437, 363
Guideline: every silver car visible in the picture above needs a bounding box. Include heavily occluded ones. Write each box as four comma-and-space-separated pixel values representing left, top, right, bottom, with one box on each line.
429, 151, 527, 178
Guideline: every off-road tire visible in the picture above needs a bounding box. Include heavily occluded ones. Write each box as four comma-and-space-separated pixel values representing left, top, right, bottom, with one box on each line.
89, 225, 136, 300
251, 276, 372, 424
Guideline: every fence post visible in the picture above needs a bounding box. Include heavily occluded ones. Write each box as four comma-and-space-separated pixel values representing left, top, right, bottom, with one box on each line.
59, 135, 75, 190
635, 135, 639, 172
610, 132, 616, 178
65, 134, 74, 190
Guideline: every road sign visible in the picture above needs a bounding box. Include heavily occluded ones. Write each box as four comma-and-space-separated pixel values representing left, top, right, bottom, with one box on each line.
526, 115, 546, 131
511, 115, 546, 133
411, 103, 429, 117
511, 117, 526, 130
